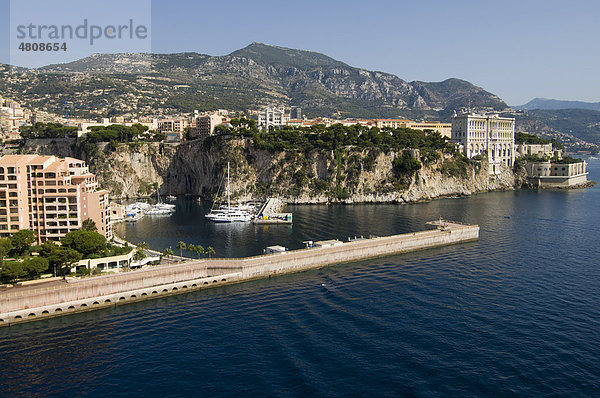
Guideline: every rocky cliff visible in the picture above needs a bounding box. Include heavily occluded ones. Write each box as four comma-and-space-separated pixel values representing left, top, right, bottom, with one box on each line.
21, 138, 524, 203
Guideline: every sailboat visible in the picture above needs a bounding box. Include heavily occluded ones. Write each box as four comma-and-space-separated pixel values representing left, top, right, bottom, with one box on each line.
147, 188, 176, 215
205, 162, 252, 223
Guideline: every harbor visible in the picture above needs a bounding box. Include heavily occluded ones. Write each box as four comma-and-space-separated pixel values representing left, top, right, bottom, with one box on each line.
0, 220, 478, 326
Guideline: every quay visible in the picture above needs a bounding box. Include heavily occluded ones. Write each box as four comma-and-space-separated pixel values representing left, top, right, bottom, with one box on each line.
0, 221, 478, 327
253, 197, 293, 224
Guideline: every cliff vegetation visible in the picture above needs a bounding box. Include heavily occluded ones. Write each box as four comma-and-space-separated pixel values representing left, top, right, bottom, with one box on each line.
17, 123, 523, 203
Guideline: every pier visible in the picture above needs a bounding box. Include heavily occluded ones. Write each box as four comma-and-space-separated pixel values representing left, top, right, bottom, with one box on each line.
0, 221, 478, 326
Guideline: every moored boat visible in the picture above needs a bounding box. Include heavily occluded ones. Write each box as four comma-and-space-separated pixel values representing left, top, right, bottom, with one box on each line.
205, 162, 252, 223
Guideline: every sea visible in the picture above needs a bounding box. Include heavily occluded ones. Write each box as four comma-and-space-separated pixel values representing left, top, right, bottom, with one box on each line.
1, 158, 599, 397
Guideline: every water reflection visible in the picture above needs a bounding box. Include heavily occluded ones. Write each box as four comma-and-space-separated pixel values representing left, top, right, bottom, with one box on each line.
115, 158, 599, 261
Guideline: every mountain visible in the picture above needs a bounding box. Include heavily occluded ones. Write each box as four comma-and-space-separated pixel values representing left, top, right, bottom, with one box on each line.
514, 108, 600, 145
515, 98, 600, 111
1, 43, 508, 119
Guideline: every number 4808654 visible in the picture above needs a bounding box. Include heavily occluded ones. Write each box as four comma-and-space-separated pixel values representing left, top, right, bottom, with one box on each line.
18, 42, 67, 51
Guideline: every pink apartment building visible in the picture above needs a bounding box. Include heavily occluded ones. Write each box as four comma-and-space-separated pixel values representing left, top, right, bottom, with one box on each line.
0, 155, 111, 243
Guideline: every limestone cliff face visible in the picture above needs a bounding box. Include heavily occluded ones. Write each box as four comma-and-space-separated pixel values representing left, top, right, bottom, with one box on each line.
52, 138, 523, 203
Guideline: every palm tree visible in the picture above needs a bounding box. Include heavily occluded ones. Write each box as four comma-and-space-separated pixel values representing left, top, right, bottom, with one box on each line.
163, 248, 174, 264
132, 246, 146, 269
188, 244, 196, 257
134, 246, 147, 261
176, 241, 186, 260
195, 245, 204, 258
137, 241, 150, 253
205, 246, 215, 259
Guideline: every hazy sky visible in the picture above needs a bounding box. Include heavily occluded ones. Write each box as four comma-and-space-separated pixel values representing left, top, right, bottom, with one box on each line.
1, 0, 599, 105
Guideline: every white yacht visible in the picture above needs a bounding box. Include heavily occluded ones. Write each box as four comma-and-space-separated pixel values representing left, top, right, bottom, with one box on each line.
146, 206, 173, 216
205, 209, 252, 223
205, 162, 252, 223
146, 190, 176, 216
125, 202, 152, 216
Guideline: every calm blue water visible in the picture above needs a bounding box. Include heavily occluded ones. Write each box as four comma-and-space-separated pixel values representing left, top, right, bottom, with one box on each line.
1, 159, 599, 397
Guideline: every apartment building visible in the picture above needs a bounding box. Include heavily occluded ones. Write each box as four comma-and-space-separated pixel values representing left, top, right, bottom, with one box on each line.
373, 119, 413, 129
0, 97, 31, 139
290, 107, 302, 120
372, 119, 451, 137
0, 155, 111, 243
193, 114, 224, 138
405, 121, 452, 138
157, 118, 189, 133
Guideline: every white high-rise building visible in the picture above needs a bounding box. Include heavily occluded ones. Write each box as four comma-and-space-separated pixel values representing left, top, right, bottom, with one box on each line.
451, 112, 515, 175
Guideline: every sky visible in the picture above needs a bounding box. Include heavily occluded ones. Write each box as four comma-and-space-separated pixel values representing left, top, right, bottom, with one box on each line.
1, 0, 599, 105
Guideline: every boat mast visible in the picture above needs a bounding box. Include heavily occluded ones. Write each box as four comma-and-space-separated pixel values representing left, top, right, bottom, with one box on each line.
227, 162, 231, 210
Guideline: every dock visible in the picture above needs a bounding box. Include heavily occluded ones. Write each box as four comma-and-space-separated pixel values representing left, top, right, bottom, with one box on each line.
253, 197, 292, 224
0, 221, 478, 326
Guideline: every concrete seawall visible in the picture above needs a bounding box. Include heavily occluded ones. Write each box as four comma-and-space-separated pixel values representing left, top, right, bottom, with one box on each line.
0, 221, 479, 327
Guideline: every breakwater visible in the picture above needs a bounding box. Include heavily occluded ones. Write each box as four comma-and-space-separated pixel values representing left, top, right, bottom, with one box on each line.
0, 221, 478, 326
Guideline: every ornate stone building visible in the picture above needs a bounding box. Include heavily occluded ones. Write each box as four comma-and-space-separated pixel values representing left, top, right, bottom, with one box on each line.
451, 112, 515, 175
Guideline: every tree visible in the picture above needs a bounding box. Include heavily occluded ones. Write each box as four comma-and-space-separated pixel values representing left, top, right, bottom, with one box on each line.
392, 152, 421, 176
176, 241, 186, 259
61, 230, 106, 257
10, 230, 36, 256
55, 248, 83, 278
137, 241, 150, 251
163, 248, 174, 264
133, 246, 147, 263
81, 218, 98, 232
42, 242, 82, 277
0, 238, 12, 266
205, 246, 215, 259
0, 261, 26, 283
194, 245, 204, 258
188, 244, 196, 257
22, 257, 49, 279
